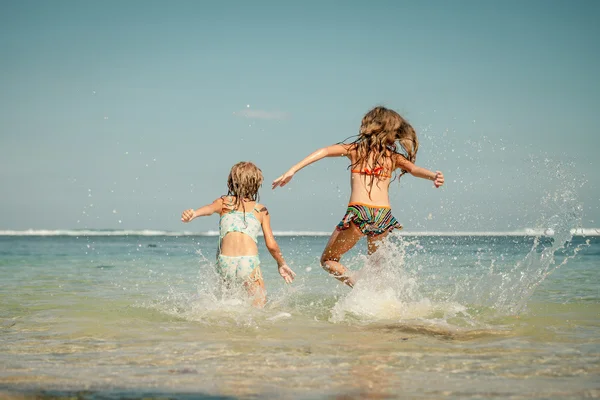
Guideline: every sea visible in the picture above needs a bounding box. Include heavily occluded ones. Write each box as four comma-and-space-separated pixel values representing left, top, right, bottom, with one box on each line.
0, 228, 599, 399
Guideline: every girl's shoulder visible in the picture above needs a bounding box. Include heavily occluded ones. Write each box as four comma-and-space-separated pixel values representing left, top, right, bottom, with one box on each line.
218, 195, 237, 212
220, 195, 234, 204
390, 151, 406, 161
254, 203, 269, 215
342, 142, 357, 152
337, 142, 357, 160
390, 151, 413, 170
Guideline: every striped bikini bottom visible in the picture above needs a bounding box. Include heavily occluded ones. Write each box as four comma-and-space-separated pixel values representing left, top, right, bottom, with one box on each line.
336, 203, 402, 237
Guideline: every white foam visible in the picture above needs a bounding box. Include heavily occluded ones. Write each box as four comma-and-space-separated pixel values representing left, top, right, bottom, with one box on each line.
0, 229, 197, 237
570, 228, 600, 236
0, 229, 331, 237
266, 312, 292, 321
398, 228, 600, 236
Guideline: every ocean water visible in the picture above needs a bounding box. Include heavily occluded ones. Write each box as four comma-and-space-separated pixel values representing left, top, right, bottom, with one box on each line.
0, 230, 599, 399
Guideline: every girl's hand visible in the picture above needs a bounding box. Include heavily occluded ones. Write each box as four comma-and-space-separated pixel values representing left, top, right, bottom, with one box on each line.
181, 209, 196, 223
278, 264, 296, 284
272, 170, 294, 189
433, 171, 444, 188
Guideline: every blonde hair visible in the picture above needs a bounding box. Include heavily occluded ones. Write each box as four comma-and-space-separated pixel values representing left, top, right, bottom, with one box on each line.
349, 106, 419, 178
225, 161, 264, 211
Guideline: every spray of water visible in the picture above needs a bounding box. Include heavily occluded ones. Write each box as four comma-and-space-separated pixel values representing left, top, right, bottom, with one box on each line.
330, 158, 589, 328
330, 235, 464, 324
466, 158, 589, 314
142, 249, 266, 328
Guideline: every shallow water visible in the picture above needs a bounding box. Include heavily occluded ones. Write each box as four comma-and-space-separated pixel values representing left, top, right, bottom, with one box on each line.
0, 234, 599, 399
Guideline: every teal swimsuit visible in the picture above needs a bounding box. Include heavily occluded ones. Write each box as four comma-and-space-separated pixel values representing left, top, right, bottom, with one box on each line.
217, 207, 262, 282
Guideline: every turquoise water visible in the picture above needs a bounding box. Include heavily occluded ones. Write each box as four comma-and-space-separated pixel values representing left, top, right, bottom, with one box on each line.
0, 232, 599, 399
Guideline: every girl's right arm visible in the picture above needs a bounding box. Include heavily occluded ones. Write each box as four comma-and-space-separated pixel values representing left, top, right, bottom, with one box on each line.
181, 197, 224, 223
272, 143, 351, 189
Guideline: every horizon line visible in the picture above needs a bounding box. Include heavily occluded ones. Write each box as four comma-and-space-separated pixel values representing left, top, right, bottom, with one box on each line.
0, 228, 598, 237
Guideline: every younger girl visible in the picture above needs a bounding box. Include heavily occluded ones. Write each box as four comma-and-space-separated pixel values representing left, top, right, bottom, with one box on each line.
182, 161, 296, 307
272, 106, 444, 288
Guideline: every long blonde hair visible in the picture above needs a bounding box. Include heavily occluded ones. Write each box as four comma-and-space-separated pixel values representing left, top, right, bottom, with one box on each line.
348, 106, 419, 179
225, 161, 264, 211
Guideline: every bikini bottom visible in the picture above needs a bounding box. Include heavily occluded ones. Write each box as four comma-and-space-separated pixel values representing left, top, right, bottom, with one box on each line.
337, 203, 402, 236
216, 254, 262, 282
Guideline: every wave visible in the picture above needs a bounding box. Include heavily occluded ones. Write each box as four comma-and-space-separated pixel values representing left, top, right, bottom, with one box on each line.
400, 228, 599, 237
0, 229, 331, 237
0, 228, 598, 237
0, 229, 195, 237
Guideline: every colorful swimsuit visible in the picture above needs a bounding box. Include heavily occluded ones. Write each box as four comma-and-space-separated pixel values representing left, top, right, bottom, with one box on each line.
217, 208, 262, 282
337, 202, 402, 236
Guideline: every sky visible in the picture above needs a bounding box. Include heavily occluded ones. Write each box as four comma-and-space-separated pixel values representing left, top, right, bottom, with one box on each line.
1, 0, 599, 233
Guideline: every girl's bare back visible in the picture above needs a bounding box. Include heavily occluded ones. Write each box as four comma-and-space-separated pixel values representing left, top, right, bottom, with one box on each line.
346, 146, 397, 207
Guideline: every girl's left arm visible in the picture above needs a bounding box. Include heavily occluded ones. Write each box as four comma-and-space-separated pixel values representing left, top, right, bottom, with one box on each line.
260, 207, 296, 283
272, 143, 351, 189
394, 154, 445, 188
181, 197, 223, 223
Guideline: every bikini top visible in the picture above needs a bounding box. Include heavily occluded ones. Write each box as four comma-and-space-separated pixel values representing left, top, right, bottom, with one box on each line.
351, 166, 392, 179
219, 207, 262, 244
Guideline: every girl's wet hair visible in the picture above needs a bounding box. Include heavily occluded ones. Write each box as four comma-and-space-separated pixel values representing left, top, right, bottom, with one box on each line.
226, 161, 264, 211
346, 106, 419, 179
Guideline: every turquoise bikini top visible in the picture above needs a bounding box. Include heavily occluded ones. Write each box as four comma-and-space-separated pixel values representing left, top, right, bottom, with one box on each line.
219, 208, 262, 244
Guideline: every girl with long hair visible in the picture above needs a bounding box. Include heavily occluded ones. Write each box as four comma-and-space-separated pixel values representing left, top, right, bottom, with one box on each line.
272, 107, 443, 287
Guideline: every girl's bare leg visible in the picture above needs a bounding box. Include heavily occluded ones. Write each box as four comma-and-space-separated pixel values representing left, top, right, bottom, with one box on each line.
367, 230, 391, 255
366, 230, 391, 273
320, 223, 363, 287
243, 267, 266, 308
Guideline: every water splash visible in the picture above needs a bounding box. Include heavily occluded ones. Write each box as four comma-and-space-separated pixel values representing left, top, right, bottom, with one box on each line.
139, 249, 260, 327
142, 249, 301, 327
331, 158, 588, 326
465, 159, 588, 314
330, 236, 466, 324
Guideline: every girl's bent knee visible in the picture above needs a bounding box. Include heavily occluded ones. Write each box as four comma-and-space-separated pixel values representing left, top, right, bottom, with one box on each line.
321, 259, 339, 275
320, 257, 334, 270
320, 254, 338, 266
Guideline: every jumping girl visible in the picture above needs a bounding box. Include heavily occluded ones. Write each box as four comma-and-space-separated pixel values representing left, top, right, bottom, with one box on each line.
272, 106, 444, 287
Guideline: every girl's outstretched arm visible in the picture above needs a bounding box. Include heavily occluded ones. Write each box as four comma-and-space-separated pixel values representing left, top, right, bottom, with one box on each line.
272, 144, 350, 189
181, 197, 223, 223
394, 154, 445, 188
260, 206, 296, 283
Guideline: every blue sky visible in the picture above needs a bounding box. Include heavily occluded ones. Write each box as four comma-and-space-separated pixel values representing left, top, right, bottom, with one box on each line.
1, 0, 598, 232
